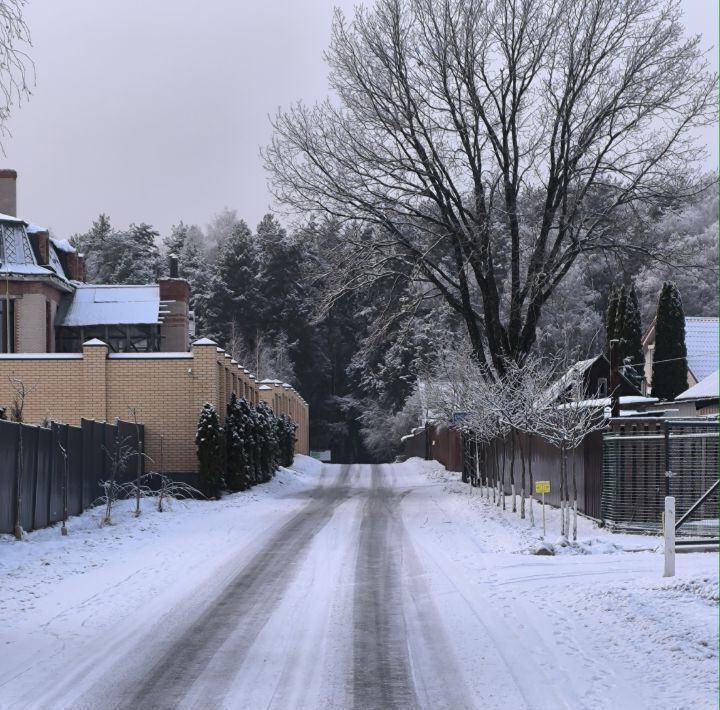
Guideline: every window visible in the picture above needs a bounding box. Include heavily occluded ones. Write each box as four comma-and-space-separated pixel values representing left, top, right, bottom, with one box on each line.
0, 298, 15, 353
46, 301, 52, 352
597, 377, 608, 397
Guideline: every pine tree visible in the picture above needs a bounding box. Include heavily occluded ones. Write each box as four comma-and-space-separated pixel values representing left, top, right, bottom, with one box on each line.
620, 285, 644, 389
70, 213, 114, 283
651, 282, 688, 400
203, 220, 261, 345
196, 403, 224, 498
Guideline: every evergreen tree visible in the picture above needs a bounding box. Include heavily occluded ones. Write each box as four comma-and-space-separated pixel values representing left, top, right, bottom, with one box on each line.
164, 221, 189, 258
195, 403, 224, 498
277, 414, 297, 468
70, 213, 114, 283
620, 285, 644, 389
256, 401, 279, 481
237, 397, 257, 488
224, 393, 246, 491
651, 282, 688, 400
111, 223, 161, 284
203, 220, 261, 345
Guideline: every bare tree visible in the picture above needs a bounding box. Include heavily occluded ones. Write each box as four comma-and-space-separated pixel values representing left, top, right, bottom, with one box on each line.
266, 0, 715, 375
99, 428, 135, 527
0, 0, 33, 145
532, 374, 606, 540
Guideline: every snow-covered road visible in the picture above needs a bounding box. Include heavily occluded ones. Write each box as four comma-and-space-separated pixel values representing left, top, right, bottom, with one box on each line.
1, 459, 717, 709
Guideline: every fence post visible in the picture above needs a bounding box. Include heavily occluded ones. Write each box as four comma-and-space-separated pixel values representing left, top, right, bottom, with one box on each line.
663, 496, 675, 577
664, 421, 672, 496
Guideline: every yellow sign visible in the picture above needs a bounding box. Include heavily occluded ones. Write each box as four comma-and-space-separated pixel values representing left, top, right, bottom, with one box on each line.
535, 481, 550, 494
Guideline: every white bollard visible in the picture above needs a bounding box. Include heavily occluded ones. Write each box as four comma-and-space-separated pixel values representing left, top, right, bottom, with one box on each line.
663, 496, 675, 578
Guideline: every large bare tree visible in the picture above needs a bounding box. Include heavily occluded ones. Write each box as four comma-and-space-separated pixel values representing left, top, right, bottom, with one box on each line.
265, 0, 715, 375
0, 0, 32, 143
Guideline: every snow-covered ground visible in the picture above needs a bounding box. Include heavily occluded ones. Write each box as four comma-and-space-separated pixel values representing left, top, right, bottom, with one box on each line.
0, 456, 716, 709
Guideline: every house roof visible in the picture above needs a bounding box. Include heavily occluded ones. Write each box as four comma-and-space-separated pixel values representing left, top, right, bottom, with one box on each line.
55, 285, 162, 327
675, 369, 719, 401
684, 317, 719, 382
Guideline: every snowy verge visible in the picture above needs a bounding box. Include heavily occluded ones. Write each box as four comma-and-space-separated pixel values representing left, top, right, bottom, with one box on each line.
0, 455, 321, 621
402, 456, 666, 555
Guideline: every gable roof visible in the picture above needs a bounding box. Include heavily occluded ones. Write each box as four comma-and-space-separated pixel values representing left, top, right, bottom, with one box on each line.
684, 317, 719, 382
675, 369, 719, 401
543, 354, 642, 405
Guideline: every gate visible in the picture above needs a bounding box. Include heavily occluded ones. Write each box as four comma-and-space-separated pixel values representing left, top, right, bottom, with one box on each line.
602, 419, 719, 536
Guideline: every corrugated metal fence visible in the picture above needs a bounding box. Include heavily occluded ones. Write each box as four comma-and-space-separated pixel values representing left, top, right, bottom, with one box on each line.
0, 417, 144, 534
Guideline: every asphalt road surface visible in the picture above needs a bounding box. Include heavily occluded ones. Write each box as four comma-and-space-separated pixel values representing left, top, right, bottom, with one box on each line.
5, 461, 715, 710
26, 464, 480, 709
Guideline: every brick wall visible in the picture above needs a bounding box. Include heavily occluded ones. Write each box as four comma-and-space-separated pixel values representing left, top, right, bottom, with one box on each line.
0, 338, 309, 477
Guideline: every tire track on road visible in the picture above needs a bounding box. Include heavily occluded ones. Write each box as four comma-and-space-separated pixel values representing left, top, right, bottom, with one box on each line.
352, 465, 419, 710
104, 464, 353, 710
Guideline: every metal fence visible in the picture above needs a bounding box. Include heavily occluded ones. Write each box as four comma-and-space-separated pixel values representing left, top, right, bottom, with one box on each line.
0, 417, 144, 535
602, 419, 719, 537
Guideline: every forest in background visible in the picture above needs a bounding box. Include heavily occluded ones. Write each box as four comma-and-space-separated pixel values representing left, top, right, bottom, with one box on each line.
69, 184, 718, 462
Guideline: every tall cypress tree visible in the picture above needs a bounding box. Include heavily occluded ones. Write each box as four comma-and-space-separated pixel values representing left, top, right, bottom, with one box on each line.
620, 284, 644, 389
651, 282, 687, 400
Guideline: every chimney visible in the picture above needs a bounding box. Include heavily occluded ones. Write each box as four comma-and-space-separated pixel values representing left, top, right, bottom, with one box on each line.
28, 229, 50, 265
169, 253, 179, 278
0, 169, 17, 217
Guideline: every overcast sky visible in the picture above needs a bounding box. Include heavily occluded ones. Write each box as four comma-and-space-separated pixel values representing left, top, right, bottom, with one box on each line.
3, 0, 718, 239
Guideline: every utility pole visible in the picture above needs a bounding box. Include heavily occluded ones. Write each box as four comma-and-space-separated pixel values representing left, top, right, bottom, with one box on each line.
609, 339, 620, 418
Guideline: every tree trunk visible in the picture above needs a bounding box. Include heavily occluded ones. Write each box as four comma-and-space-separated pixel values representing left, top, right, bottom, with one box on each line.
572, 447, 578, 542
517, 431, 526, 520
510, 429, 517, 513
528, 433, 535, 526
499, 436, 507, 509
559, 446, 566, 537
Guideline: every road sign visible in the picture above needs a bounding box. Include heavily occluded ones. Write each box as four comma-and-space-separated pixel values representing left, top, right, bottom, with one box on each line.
535, 481, 550, 494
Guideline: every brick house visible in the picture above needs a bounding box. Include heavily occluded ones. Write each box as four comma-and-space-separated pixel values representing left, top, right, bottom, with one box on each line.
0, 170, 191, 355
0, 170, 309, 475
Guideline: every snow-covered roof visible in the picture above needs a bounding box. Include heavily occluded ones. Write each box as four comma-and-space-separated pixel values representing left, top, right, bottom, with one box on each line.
0, 212, 25, 224
541, 357, 597, 406
25, 222, 46, 234
192, 337, 217, 346
55, 285, 162, 327
685, 317, 719, 383
50, 237, 76, 254
558, 395, 659, 409
676, 369, 719, 401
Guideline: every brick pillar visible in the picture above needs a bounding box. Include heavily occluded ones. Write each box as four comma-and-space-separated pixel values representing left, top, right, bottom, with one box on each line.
192, 338, 220, 416
82, 338, 108, 421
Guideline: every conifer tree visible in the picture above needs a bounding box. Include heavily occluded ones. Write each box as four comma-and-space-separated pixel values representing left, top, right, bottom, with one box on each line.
196, 403, 224, 498
70, 213, 115, 283
620, 285, 644, 389
225, 394, 245, 491
204, 220, 261, 345
237, 397, 256, 488
651, 283, 688, 400
256, 401, 279, 481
